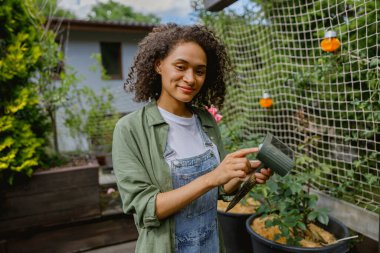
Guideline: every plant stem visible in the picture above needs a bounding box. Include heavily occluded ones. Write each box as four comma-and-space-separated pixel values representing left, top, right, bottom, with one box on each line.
48, 107, 59, 154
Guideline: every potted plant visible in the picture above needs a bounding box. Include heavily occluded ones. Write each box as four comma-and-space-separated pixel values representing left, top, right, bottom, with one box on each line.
245, 170, 352, 253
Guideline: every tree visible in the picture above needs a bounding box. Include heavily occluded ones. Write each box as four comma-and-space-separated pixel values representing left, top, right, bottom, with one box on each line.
88, 0, 160, 24
35, 0, 77, 19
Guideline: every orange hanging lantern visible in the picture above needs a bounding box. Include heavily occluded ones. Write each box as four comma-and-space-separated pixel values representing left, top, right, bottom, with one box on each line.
259, 91, 273, 108
320, 30, 341, 53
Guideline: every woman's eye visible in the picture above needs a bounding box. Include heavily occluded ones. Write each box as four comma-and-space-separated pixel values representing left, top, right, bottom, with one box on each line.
196, 69, 206, 76
176, 65, 185, 70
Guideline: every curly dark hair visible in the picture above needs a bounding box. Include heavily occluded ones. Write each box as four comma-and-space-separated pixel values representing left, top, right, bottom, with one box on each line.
124, 23, 231, 109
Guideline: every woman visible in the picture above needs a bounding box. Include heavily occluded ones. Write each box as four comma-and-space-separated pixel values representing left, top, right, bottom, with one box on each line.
112, 24, 272, 253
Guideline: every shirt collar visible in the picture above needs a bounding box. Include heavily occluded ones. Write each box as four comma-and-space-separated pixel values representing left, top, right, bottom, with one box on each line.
146, 100, 214, 128
146, 100, 166, 126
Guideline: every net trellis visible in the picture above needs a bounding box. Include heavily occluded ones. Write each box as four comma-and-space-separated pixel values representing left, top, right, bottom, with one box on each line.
200, 0, 379, 212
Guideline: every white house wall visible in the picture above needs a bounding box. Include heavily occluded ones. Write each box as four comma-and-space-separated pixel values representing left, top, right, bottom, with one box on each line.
57, 29, 148, 152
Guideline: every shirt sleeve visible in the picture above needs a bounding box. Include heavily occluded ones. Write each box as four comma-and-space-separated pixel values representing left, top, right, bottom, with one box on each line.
112, 120, 160, 229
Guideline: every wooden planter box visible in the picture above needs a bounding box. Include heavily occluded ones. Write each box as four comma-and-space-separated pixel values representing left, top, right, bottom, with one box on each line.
0, 164, 100, 236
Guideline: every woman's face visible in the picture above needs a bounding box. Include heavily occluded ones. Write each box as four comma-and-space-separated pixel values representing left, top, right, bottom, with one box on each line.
156, 41, 207, 105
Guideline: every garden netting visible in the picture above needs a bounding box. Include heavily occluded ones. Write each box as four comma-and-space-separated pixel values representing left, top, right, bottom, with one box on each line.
197, 0, 379, 213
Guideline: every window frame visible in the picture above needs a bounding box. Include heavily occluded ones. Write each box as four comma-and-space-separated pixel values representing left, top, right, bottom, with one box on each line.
99, 42, 123, 80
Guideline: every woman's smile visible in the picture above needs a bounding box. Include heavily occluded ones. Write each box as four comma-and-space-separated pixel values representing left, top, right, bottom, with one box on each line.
178, 85, 195, 94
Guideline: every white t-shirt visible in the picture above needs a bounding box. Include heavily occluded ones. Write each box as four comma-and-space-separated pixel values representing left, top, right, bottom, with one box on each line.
158, 107, 220, 162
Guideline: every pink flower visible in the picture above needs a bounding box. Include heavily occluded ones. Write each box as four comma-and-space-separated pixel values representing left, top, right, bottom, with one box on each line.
205, 105, 223, 123
214, 113, 222, 123
107, 188, 116, 194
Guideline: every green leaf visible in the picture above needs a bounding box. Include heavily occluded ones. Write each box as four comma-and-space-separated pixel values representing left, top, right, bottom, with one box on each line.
281, 226, 290, 236
267, 178, 279, 192
307, 211, 318, 221
308, 195, 318, 208
369, 58, 380, 68
364, 173, 378, 185
283, 215, 298, 227
317, 213, 329, 225
297, 222, 307, 231
265, 219, 274, 228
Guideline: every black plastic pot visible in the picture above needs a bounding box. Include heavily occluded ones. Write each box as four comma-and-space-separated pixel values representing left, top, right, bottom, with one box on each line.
245, 213, 350, 253
218, 210, 253, 253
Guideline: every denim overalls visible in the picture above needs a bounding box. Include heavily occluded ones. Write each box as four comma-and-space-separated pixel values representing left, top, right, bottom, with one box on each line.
163, 116, 220, 253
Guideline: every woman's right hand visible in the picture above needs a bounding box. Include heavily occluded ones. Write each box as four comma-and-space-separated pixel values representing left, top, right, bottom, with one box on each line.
209, 147, 259, 187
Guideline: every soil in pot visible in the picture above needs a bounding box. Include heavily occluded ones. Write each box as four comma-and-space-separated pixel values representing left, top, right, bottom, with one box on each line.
217, 197, 260, 214
246, 213, 350, 253
252, 214, 336, 247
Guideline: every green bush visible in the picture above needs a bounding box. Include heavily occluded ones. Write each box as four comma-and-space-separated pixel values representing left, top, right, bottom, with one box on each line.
0, 0, 51, 185
0, 0, 78, 184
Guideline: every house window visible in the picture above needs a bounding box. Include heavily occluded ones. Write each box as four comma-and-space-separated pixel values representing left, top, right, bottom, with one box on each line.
100, 42, 122, 80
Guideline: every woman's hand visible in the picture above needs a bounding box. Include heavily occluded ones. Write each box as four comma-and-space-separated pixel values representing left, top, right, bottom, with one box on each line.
209, 147, 259, 187
252, 166, 273, 184
248, 159, 273, 183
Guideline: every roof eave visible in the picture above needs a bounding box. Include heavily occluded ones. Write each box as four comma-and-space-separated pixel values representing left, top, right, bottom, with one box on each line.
47, 17, 155, 33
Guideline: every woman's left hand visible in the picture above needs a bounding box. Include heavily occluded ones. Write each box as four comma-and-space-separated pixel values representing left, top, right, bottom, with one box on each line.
249, 160, 273, 184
